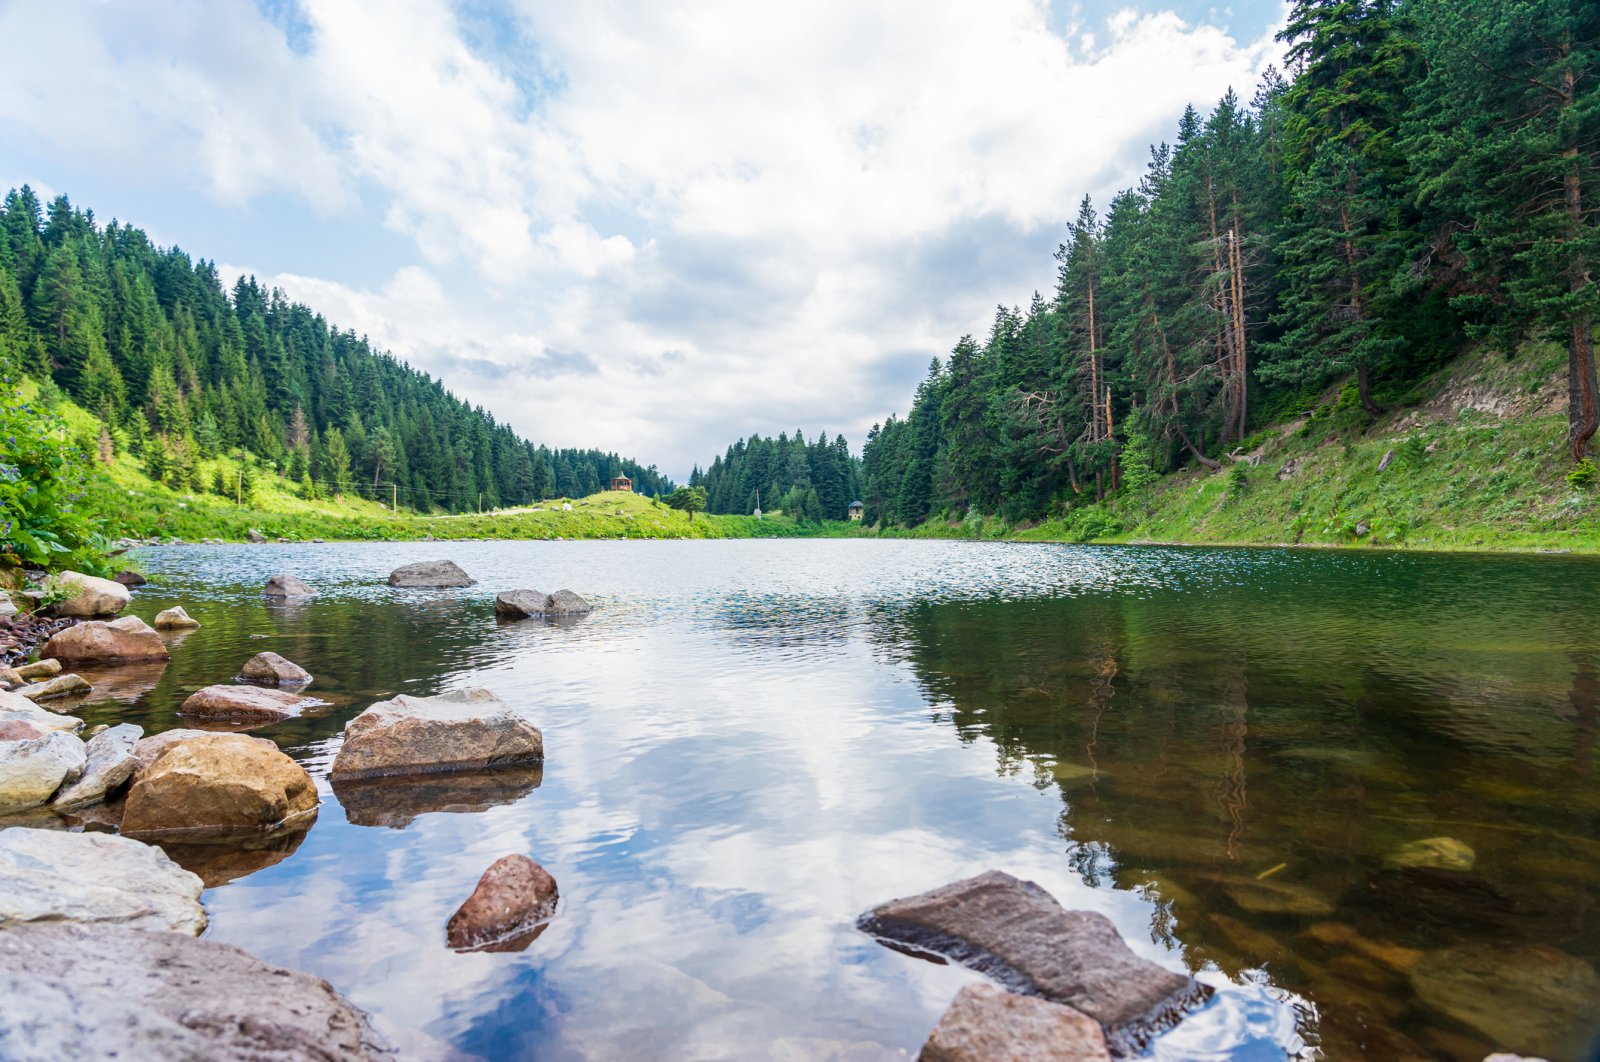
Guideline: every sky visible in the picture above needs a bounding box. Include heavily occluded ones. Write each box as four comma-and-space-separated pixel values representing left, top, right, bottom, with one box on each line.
0, 0, 1287, 480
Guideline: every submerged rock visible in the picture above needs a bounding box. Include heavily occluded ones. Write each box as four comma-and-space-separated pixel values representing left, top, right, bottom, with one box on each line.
920, 983, 1112, 1062
51, 723, 141, 808
388, 559, 476, 588
446, 854, 560, 951
1410, 943, 1600, 1061
1384, 836, 1475, 872
857, 870, 1211, 1054
0, 827, 205, 934
42, 615, 170, 663
153, 605, 201, 630
237, 650, 312, 686
0, 923, 391, 1060
333, 765, 543, 828
14, 673, 91, 702
46, 570, 130, 618
329, 688, 542, 780
494, 588, 593, 618
0, 731, 86, 812
263, 573, 318, 598
178, 684, 322, 724
1200, 873, 1337, 917
113, 570, 148, 587
121, 733, 318, 838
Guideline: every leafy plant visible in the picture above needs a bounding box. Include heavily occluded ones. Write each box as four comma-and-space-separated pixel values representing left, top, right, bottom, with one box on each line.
1566, 458, 1598, 489
0, 365, 110, 575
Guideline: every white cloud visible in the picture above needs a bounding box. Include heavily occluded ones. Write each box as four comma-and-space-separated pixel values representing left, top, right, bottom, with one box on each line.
0, 0, 1286, 477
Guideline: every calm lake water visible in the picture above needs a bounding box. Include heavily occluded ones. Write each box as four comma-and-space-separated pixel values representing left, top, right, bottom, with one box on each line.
35, 540, 1600, 1060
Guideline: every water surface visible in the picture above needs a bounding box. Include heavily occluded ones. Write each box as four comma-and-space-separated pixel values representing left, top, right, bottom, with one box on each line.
43, 541, 1600, 1059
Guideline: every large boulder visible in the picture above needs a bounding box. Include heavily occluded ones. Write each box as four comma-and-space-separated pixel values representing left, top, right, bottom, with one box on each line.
0, 828, 205, 934
153, 606, 201, 630
446, 854, 560, 952
263, 573, 317, 598
237, 650, 312, 686
0, 731, 86, 812
329, 688, 542, 780
0, 923, 392, 1060
129, 728, 266, 777
42, 615, 170, 663
920, 983, 1111, 1062
0, 689, 81, 734
388, 559, 476, 588
52, 723, 142, 808
857, 871, 1211, 1054
46, 570, 130, 618
177, 684, 322, 725
1410, 943, 1600, 1061
121, 733, 318, 838
14, 673, 91, 702
495, 589, 592, 618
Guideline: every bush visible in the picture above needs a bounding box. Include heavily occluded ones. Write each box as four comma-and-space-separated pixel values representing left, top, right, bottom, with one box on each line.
0, 367, 110, 575
1567, 458, 1598, 488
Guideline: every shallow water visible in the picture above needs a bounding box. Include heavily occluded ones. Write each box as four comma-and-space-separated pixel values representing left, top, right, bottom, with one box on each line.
31, 540, 1600, 1059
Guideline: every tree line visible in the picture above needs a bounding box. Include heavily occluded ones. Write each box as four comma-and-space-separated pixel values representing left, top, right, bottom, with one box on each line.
861, 0, 1597, 526
0, 190, 672, 512
690, 431, 863, 521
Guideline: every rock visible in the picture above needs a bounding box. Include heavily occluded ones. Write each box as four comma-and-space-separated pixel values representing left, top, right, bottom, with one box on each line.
1354, 520, 1371, 538
1298, 922, 1422, 975
52, 723, 142, 808
333, 765, 543, 828
14, 659, 61, 681
0, 720, 45, 741
0, 665, 23, 688
0, 923, 391, 1060
547, 589, 592, 614
14, 673, 91, 701
388, 559, 476, 588
130, 728, 261, 777
920, 983, 1111, 1062
857, 870, 1211, 1054
1384, 836, 1476, 872
177, 684, 322, 725
113, 570, 148, 587
446, 854, 560, 951
1410, 944, 1600, 1061
0, 828, 205, 934
495, 589, 552, 617
1378, 449, 1396, 472
153, 605, 201, 629
46, 570, 130, 618
0, 731, 86, 812
247, 528, 267, 543
237, 650, 312, 686
1200, 873, 1337, 916
330, 688, 543, 780
121, 733, 318, 838
42, 615, 170, 663
263, 573, 317, 598
0, 689, 81, 734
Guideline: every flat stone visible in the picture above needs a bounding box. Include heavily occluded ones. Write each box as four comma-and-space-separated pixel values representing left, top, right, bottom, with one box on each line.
388, 559, 476, 588
0, 923, 391, 1060
0, 828, 205, 934
1384, 836, 1476, 872
263, 573, 318, 598
153, 605, 201, 630
333, 765, 542, 828
42, 615, 170, 663
130, 728, 271, 777
14, 673, 91, 701
14, 659, 61, 681
47, 570, 130, 618
446, 854, 560, 951
1410, 943, 1600, 1061
329, 688, 543, 780
237, 650, 312, 686
921, 983, 1112, 1062
52, 723, 142, 808
0, 731, 86, 812
177, 684, 322, 724
857, 870, 1211, 1054
0, 689, 81, 734
121, 733, 318, 838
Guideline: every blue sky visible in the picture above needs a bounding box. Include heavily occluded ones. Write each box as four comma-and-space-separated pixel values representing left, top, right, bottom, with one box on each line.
0, 0, 1285, 478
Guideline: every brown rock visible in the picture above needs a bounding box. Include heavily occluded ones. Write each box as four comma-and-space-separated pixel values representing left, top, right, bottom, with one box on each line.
178, 684, 322, 724
332, 765, 542, 828
237, 651, 312, 686
329, 688, 543, 780
42, 616, 169, 663
14, 659, 62, 681
446, 854, 559, 951
0, 720, 45, 741
112, 570, 148, 587
152, 606, 201, 630
131, 728, 270, 777
920, 983, 1111, 1062
0, 666, 21, 688
121, 733, 318, 838
858, 871, 1211, 1055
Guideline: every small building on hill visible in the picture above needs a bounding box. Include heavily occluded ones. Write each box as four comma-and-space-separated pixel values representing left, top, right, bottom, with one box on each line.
847, 500, 864, 521
611, 475, 633, 492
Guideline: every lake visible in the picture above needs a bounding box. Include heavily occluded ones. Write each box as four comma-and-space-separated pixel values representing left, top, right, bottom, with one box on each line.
42, 539, 1600, 1060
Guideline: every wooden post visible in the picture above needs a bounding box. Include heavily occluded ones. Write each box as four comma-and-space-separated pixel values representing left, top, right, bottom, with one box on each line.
392, 483, 397, 512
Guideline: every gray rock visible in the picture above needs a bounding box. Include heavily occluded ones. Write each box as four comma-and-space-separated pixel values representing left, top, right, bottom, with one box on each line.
0, 731, 87, 812
547, 589, 592, 615
152, 606, 201, 630
1411, 943, 1600, 1061
14, 673, 91, 702
0, 689, 81, 734
1378, 449, 1396, 472
237, 650, 312, 686
494, 589, 552, 618
921, 983, 1111, 1062
0, 828, 204, 934
857, 870, 1210, 1055
113, 570, 149, 588
46, 570, 130, 618
1384, 836, 1476, 872
263, 573, 317, 598
247, 528, 267, 543
330, 688, 542, 780
0, 923, 391, 1060
388, 559, 476, 588
52, 723, 142, 808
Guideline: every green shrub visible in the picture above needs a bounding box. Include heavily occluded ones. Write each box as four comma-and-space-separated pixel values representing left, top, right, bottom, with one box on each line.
1566, 458, 1598, 488
0, 367, 110, 574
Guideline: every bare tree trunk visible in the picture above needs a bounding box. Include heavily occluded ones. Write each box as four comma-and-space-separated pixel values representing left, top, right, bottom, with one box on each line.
1154, 310, 1222, 470
1340, 200, 1383, 420
1562, 61, 1598, 459
1228, 196, 1249, 439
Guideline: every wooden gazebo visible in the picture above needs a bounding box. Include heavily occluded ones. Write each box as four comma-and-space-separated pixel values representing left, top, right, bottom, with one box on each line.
611, 475, 633, 492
